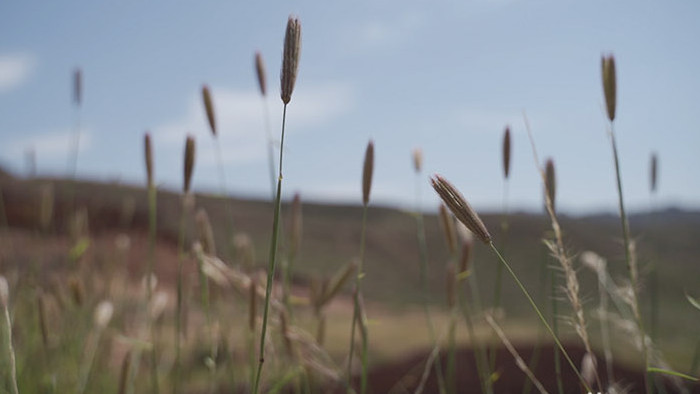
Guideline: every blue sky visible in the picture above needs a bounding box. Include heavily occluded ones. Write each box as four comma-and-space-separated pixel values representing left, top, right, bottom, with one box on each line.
1, 1, 698, 214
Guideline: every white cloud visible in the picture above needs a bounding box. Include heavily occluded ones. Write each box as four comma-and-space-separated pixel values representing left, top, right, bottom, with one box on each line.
153, 82, 356, 168
355, 12, 424, 49
0, 54, 36, 93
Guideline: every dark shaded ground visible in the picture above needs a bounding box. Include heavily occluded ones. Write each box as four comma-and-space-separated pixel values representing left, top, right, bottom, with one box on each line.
343, 342, 700, 393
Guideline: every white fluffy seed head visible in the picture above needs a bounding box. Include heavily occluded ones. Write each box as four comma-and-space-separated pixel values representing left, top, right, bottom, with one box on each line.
94, 301, 114, 329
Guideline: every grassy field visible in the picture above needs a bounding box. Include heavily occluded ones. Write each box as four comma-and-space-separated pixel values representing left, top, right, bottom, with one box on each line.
1, 170, 698, 392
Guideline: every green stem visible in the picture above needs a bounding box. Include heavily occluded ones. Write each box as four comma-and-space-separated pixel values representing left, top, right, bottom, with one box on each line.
3, 305, 19, 394
348, 205, 369, 393
174, 198, 189, 394
458, 288, 492, 394
253, 104, 288, 394
610, 127, 652, 394
146, 185, 160, 394
551, 268, 564, 394
489, 243, 592, 393
415, 209, 447, 394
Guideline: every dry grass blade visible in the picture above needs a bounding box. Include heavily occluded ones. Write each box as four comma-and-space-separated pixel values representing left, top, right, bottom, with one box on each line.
183, 135, 196, 193
255, 51, 267, 96
281, 16, 301, 105
503, 126, 511, 179
430, 174, 491, 244
601, 54, 616, 121
485, 314, 549, 394
362, 140, 374, 206
202, 85, 217, 136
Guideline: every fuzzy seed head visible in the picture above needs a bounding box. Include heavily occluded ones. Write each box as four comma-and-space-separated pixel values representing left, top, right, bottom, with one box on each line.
362, 140, 374, 206
430, 174, 492, 244
650, 152, 658, 194
281, 16, 301, 105
0, 276, 8, 307
201, 85, 217, 136
94, 300, 114, 329
255, 51, 267, 96
144, 133, 154, 188
183, 135, 196, 194
412, 148, 423, 173
73, 67, 82, 106
601, 54, 617, 121
195, 208, 216, 255
502, 126, 511, 179
545, 158, 556, 212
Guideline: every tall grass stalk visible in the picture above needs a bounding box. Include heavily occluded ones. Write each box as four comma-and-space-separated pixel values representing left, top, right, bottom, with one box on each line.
347, 140, 373, 394
144, 132, 160, 394
68, 68, 82, 179
175, 135, 196, 394
602, 54, 651, 394
0, 276, 18, 394
253, 16, 301, 394
550, 267, 564, 394
490, 125, 511, 376
411, 149, 447, 394
431, 174, 592, 393
521, 115, 602, 390
77, 301, 114, 394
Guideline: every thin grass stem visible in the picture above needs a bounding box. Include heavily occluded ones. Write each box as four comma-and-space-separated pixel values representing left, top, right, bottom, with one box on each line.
253, 103, 289, 394
489, 243, 592, 393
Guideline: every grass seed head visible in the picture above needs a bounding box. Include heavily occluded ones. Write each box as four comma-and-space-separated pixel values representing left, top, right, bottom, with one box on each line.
601, 54, 617, 121
73, 67, 82, 106
255, 51, 267, 96
0, 275, 8, 307
545, 158, 556, 212
430, 174, 492, 244
281, 16, 301, 105
183, 135, 196, 194
650, 152, 658, 193
201, 85, 217, 136
412, 148, 423, 173
503, 126, 511, 179
144, 133, 154, 188
362, 140, 375, 206
195, 208, 216, 255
